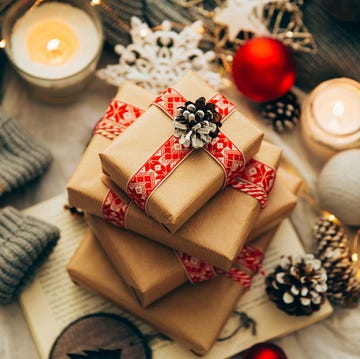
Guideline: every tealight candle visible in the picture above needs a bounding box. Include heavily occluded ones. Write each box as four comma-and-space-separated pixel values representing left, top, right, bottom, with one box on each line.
301, 78, 360, 160
2, 0, 103, 102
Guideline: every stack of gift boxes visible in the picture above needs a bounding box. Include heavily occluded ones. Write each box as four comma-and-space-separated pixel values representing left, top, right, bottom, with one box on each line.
66, 72, 301, 355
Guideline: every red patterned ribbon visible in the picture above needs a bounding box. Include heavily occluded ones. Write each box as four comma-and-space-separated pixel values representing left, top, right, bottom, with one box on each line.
236, 244, 265, 276
175, 251, 218, 283
230, 159, 276, 208
102, 190, 129, 228
176, 244, 264, 287
215, 268, 252, 289
93, 100, 145, 140
126, 87, 245, 212
126, 135, 192, 211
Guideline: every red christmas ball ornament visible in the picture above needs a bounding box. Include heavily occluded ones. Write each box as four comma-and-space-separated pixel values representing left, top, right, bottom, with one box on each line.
242, 342, 288, 359
232, 37, 297, 102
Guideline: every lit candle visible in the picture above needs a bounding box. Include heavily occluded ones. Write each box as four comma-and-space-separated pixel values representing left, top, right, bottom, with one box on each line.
3, 1, 103, 101
301, 78, 360, 160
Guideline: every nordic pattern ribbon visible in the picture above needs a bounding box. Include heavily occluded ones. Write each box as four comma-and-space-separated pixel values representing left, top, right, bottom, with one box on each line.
176, 245, 264, 287
126, 87, 245, 212
236, 244, 265, 275
230, 159, 276, 208
102, 190, 130, 228
93, 100, 144, 140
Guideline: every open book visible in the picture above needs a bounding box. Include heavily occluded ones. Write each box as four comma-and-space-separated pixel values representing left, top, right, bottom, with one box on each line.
20, 195, 333, 359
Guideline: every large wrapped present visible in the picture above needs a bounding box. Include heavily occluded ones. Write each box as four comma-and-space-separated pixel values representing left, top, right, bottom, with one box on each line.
67, 82, 284, 269
87, 214, 269, 307
100, 71, 264, 232
66, 227, 275, 355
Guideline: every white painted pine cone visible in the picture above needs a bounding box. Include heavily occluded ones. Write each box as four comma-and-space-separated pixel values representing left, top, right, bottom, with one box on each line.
318, 149, 360, 226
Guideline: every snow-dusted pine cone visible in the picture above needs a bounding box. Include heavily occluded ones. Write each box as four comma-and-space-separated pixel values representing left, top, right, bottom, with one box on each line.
265, 254, 327, 316
174, 97, 222, 148
313, 217, 360, 308
261, 91, 300, 133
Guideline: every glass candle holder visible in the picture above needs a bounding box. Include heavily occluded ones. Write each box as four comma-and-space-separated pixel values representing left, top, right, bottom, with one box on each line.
1, 0, 104, 102
301, 78, 360, 161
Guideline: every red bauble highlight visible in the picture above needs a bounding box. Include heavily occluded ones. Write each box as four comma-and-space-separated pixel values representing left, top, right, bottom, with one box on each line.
243, 342, 288, 359
232, 37, 296, 102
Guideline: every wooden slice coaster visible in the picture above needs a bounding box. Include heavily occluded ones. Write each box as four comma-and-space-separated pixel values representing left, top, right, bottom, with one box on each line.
49, 312, 152, 359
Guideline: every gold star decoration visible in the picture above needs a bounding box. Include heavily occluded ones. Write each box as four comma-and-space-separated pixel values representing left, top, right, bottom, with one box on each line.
262, 0, 317, 53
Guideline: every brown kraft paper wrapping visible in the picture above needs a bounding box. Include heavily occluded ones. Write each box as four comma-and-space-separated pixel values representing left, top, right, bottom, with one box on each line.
103, 140, 282, 270
86, 212, 275, 307
68, 136, 291, 270
67, 82, 280, 270
100, 71, 264, 233
67, 82, 155, 218
66, 228, 276, 355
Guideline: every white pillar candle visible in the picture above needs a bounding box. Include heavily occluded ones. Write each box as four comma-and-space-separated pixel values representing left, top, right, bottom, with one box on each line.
301, 78, 360, 161
312, 85, 360, 136
4, 1, 103, 101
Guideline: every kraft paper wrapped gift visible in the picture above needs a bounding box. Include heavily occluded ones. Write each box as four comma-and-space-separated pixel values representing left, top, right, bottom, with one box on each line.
86, 214, 267, 307
86, 171, 301, 306
66, 227, 276, 355
67, 81, 281, 270
100, 71, 264, 233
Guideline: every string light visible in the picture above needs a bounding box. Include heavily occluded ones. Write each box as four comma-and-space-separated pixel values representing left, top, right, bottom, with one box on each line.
351, 229, 360, 264
90, 0, 102, 6
0, 39, 6, 48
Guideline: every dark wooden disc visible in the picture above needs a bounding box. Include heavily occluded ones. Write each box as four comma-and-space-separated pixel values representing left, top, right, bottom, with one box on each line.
49, 313, 151, 359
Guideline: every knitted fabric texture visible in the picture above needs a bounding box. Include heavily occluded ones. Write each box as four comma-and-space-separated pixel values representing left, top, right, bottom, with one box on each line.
295, 0, 360, 91
0, 206, 60, 304
91, 0, 145, 47
0, 107, 52, 197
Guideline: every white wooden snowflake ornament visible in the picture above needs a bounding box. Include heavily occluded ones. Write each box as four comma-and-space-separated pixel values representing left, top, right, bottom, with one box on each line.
97, 17, 223, 93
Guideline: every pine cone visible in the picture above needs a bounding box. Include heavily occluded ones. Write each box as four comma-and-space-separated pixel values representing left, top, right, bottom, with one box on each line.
261, 91, 300, 133
265, 254, 327, 316
313, 217, 360, 307
174, 97, 222, 148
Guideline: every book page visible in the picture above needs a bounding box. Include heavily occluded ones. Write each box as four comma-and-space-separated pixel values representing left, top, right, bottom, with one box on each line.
19, 196, 153, 359
20, 197, 332, 359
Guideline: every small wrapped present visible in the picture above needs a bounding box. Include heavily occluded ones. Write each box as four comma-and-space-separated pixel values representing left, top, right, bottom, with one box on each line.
66, 227, 275, 355
86, 214, 269, 307
67, 82, 281, 270
100, 71, 264, 232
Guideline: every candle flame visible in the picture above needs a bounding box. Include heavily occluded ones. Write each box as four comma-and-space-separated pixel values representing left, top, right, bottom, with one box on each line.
46, 38, 60, 52
333, 101, 344, 117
